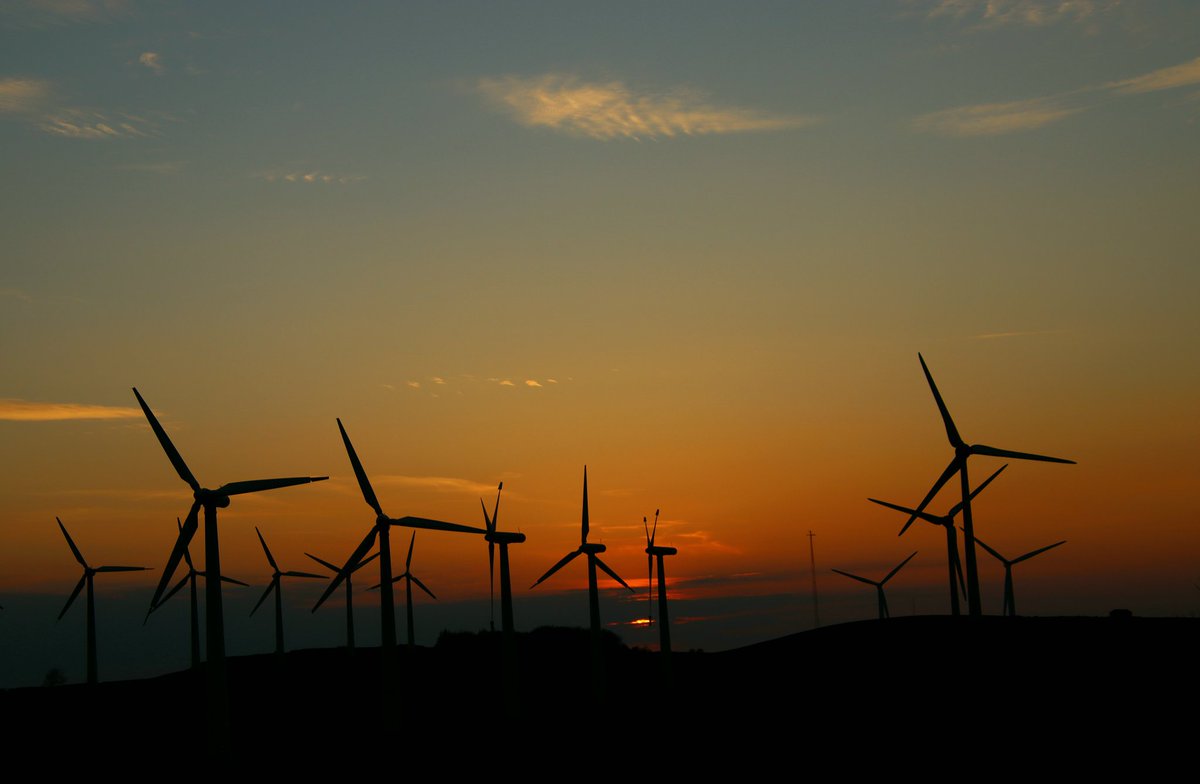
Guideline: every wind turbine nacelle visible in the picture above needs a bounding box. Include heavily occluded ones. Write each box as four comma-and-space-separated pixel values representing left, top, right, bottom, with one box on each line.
488, 531, 526, 544
647, 546, 677, 556
580, 543, 606, 554
197, 490, 231, 508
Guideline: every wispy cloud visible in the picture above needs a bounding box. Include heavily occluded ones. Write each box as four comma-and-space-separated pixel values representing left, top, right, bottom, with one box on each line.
0, 76, 50, 112
924, 0, 1118, 30
970, 328, 1064, 339
1, 286, 32, 302
0, 399, 142, 421
524, 380, 542, 388
477, 74, 817, 141
37, 108, 156, 139
406, 380, 421, 389
497, 379, 515, 387
138, 51, 163, 74
374, 475, 500, 496
113, 160, 185, 175
914, 53, 1200, 137
1107, 56, 1200, 95
913, 96, 1080, 136
257, 170, 366, 184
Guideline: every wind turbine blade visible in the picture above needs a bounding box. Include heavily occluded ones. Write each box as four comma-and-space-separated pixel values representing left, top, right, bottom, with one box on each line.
900, 459, 959, 536
1012, 540, 1066, 564
219, 575, 250, 587
581, 466, 589, 545
305, 553, 339, 573
58, 575, 87, 620
531, 549, 582, 588
283, 571, 326, 579
394, 516, 485, 535
832, 568, 878, 587
255, 527, 278, 571
594, 556, 634, 592
406, 531, 416, 570
337, 418, 384, 517
948, 464, 1008, 518
312, 526, 378, 611
410, 575, 437, 600
351, 551, 380, 573
869, 498, 942, 526
56, 518, 87, 568
491, 482, 502, 534
643, 515, 651, 548
250, 580, 277, 616
158, 574, 190, 607
972, 535, 1006, 564
218, 476, 328, 496
177, 518, 194, 570
969, 444, 1075, 465
953, 547, 967, 594
96, 566, 150, 573
150, 500, 200, 608
651, 509, 659, 547
480, 498, 493, 534
881, 551, 918, 585
133, 388, 199, 492
918, 354, 963, 449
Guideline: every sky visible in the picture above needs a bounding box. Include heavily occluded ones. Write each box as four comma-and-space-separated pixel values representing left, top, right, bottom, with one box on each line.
2, 0, 1199, 687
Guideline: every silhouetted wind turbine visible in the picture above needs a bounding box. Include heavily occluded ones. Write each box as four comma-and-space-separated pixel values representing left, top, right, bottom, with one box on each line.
643, 510, 677, 657
306, 548, 379, 650
146, 517, 248, 669
132, 388, 326, 746
903, 354, 1074, 616
250, 527, 325, 655
481, 482, 525, 637
369, 532, 436, 647
832, 551, 917, 620
56, 517, 150, 685
869, 464, 1007, 615
973, 536, 1066, 617
313, 419, 483, 654
531, 467, 634, 693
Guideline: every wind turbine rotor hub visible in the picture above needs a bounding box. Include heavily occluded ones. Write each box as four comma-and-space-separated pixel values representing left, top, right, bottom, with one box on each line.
195, 488, 230, 508
581, 543, 606, 554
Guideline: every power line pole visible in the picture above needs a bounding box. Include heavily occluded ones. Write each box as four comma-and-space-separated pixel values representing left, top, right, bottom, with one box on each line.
808, 530, 820, 628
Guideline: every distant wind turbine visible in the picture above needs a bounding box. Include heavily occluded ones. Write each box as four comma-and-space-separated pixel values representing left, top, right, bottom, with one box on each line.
56, 517, 150, 685
250, 527, 325, 655
973, 536, 1066, 617
305, 548, 379, 650
901, 355, 1074, 616
531, 466, 634, 694
832, 551, 918, 620
643, 510, 678, 658
869, 464, 1007, 615
480, 482, 525, 638
369, 532, 437, 647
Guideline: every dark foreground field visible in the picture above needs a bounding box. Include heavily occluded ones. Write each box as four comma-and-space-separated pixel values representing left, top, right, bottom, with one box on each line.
5, 615, 1196, 762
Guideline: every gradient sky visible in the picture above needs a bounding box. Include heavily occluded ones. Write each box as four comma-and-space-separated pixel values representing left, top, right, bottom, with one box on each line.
2, 1, 1199, 687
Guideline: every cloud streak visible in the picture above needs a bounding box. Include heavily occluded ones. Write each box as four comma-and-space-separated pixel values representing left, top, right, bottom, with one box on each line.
37, 108, 156, 139
258, 171, 365, 184
0, 399, 142, 421
138, 51, 163, 74
925, 0, 1118, 29
477, 74, 816, 140
913, 97, 1080, 136
0, 76, 50, 112
915, 54, 1200, 136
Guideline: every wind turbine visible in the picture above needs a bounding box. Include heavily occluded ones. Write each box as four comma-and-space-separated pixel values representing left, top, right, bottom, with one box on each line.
869, 464, 1007, 615
902, 354, 1074, 616
973, 536, 1066, 617
250, 527, 325, 655
369, 532, 437, 647
480, 482, 525, 637
132, 387, 327, 746
56, 517, 150, 685
643, 509, 678, 656
312, 418, 483, 654
146, 517, 249, 669
305, 548, 379, 650
531, 466, 635, 693
832, 551, 917, 620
